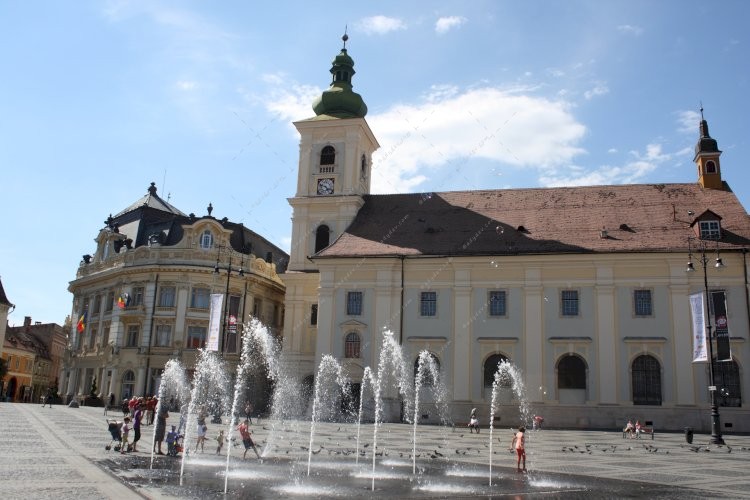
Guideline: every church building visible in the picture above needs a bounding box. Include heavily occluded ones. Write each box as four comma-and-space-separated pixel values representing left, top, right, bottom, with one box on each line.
281, 37, 749, 431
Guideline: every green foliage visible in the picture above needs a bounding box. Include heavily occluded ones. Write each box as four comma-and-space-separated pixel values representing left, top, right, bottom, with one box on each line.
0, 357, 7, 380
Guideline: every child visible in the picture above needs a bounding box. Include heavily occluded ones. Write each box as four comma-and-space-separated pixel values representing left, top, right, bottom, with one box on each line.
120, 417, 131, 454
237, 418, 261, 459
166, 425, 178, 456
468, 408, 480, 434
216, 430, 225, 455
510, 426, 526, 472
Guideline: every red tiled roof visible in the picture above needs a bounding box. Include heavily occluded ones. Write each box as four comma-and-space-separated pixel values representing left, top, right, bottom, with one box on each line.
316, 183, 750, 258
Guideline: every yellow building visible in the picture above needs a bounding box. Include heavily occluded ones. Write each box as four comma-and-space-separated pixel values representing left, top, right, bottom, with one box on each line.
282, 38, 749, 432
64, 183, 287, 408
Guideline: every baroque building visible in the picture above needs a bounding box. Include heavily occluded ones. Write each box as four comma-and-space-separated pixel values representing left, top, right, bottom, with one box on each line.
63, 183, 288, 407
281, 38, 749, 431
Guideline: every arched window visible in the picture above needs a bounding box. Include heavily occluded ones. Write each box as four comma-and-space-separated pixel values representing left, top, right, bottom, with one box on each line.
706, 160, 717, 174
200, 230, 213, 249
320, 146, 335, 165
557, 355, 586, 389
483, 354, 510, 387
121, 370, 136, 400
315, 225, 330, 253
714, 358, 741, 407
344, 332, 361, 358
414, 353, 440, 387
632, 355, 662, 405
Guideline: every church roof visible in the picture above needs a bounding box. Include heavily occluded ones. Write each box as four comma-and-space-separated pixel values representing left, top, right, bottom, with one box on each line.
316, 183, 750, 258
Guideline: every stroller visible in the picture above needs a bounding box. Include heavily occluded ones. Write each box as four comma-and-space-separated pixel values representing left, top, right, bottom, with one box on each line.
105, 419, 133, 452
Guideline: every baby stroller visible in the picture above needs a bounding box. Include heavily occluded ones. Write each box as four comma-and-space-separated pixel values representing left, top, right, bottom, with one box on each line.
105, 419, 133, 452
105, 419, 122, 451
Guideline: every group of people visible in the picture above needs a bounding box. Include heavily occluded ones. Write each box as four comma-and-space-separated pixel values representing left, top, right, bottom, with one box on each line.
623, 419, 643, 439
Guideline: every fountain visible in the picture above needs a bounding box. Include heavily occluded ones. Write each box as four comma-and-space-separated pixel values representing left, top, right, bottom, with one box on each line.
149, 359, 190, 469
488, 359, 529, 485
412, 349, 449, 474
306, 354, 350, 475
179, 348, 230, 485
128, 321, 673, 498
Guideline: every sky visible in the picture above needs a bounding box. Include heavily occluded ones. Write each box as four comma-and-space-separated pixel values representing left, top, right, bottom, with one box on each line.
1, 0, 749, 327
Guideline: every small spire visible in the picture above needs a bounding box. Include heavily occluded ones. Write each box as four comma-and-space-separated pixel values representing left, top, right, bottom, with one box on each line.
342, 27, 348, 49
700, 101, 704, 120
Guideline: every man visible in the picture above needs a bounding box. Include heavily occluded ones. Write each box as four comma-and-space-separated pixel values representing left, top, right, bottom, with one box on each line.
41, 387, 54, 408
236, 418, 261, 459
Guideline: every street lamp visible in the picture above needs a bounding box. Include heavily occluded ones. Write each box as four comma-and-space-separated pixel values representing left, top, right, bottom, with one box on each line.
686, 237, 725, 445
213, 246, 245, 355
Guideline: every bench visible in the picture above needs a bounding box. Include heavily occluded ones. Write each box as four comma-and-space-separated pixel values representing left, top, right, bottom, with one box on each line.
622, 420, 654, 440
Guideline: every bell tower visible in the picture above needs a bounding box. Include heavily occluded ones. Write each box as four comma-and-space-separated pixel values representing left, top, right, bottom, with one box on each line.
694, 107, 723, 190
288, 34, 380, 271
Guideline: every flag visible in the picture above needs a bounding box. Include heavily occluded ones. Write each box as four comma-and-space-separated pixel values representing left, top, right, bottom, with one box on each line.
117, 292, 130, 309
689, 292, 707, 362
76, 309, 87, 333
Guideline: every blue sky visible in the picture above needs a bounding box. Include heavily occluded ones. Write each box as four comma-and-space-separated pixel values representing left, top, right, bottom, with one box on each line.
1, 0, 748, 326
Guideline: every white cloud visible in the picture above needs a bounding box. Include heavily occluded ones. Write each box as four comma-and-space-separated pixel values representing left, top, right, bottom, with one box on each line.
254, 75, 322, 123
539, 143, 670, 187
176, 80, 197, 91
435, 16, 467, 35
617, 24, 643, 36
583, 83, 609, 100
357, 15, 407, 35
676, 109, 701, 134
367, 87, 586, 193
607, 148, 618, 154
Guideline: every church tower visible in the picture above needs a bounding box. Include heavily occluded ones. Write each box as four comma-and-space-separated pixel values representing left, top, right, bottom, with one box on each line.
287, 34, 380, 272
694, 108, 723, 190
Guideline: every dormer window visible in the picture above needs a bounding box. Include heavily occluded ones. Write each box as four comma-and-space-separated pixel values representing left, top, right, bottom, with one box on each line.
699, 220, 721, 240
200, 230, 213, 249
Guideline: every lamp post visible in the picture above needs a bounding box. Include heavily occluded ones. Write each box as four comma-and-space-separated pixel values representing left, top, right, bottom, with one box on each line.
686, 237, 725, 445
213, 246, 245, 355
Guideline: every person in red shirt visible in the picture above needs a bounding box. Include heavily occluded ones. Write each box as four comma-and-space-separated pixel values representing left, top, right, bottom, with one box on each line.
236, 419, 261, 459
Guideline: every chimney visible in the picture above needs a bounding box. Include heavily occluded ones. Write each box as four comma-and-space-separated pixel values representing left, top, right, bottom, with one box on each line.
24, 316, 32, 327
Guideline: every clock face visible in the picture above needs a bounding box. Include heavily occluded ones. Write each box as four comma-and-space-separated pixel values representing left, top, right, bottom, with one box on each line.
317, 178, 334, 195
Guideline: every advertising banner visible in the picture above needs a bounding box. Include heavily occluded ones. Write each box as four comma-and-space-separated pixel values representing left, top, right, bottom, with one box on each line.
207, 293, 224, 352
711, 291, 732, 361
689, 292, 707, 362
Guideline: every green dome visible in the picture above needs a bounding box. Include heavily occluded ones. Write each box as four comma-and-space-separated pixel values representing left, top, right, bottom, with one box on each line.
312, 43, 368, 118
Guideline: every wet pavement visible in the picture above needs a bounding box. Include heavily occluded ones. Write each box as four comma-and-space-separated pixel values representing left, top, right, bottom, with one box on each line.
2, 402, 749, 498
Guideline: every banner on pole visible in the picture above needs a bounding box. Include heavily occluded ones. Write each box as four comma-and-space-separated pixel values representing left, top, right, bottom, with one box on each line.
711, 291, 732, 361
689, 292, 707, 362
207, 293, 224, 351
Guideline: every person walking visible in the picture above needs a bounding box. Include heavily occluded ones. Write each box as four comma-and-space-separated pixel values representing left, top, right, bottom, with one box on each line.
41, 387, 54, 408
132, 400, 143, 452
244, 401, 254, 424
510, 426, 526, 472
237, 418, 261, 459
153, 404, 168, 455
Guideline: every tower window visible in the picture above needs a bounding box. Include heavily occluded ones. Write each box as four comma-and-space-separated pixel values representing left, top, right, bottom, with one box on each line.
315, 225, 330, 253
706, 160, 717, 174
320, 146, 335, 165
347, 291, 363, 316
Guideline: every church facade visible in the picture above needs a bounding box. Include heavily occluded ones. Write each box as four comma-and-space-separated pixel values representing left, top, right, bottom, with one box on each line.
281, 39, 749, 432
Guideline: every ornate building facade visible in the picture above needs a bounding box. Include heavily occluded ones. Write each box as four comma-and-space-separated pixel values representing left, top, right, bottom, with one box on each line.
281, 38, 749, 431
63, 184, 288, 407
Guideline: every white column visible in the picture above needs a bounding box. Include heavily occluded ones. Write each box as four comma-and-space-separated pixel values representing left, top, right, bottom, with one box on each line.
595, 285, 617, 404
99, 367, 108, 398
66, 369, 77, 398
452, 269, 472, 401
315, 274, 335, 368
135, 367, 146, 397
108, 367, 119, 398
524, 285, 544, 402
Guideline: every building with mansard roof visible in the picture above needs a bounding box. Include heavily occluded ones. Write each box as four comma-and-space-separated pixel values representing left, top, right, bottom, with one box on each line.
281, 37, 749, 431
63, 183, 288, 408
